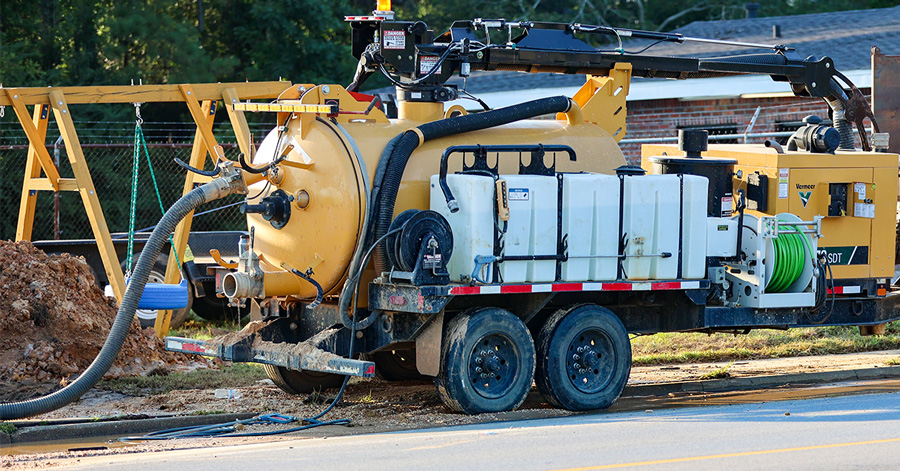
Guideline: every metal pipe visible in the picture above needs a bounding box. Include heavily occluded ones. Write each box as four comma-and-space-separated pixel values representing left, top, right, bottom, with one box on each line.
742, 106, 762, 143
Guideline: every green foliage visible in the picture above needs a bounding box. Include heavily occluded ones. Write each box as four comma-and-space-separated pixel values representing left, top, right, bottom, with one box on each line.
632, 322, 900, 366
699, 361, 734, 379
0, 421, 16, 435
2, 0, 894, 98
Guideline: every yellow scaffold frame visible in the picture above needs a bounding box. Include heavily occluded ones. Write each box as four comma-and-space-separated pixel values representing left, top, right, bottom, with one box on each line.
1, 81, 305, 336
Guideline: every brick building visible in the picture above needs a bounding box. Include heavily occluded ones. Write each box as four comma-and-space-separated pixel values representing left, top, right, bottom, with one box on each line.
386, 5, 900, 163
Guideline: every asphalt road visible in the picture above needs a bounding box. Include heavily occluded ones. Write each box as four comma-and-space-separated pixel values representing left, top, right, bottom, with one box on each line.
63, 386, 900, 471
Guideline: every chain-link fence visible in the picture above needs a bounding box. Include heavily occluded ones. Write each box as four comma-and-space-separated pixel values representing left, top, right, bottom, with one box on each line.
0, 120, 274, 242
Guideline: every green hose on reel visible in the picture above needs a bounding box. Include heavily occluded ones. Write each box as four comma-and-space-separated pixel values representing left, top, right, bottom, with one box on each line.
766, 226, 812, 293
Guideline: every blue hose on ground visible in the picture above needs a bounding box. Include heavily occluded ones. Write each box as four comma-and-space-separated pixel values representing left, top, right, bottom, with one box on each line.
0, 172, 244, 420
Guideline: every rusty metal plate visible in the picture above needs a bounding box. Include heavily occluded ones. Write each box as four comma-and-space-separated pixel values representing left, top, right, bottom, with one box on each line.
872, 46, 900, 154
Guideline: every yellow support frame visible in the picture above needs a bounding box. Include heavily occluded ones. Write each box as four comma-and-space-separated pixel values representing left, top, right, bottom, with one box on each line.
4, 81, 295, 336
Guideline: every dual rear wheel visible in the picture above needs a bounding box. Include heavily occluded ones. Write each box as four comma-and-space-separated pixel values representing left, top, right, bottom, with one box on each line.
435, 304, 631, 414
263, 303, 631, 414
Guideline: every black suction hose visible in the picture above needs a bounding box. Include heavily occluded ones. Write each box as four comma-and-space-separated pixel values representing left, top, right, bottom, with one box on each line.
0, 175, 243, 420
368, 96, 573, 274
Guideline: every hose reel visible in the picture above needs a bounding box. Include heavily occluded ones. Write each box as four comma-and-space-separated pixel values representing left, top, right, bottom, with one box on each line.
726, 213, 820, 309
761, 215, 818, 295
765, 230, 811, 293
386, 209, 453, 285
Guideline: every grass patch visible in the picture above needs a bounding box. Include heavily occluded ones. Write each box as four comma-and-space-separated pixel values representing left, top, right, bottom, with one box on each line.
359, 390, 376, 404
886, 358, 900, 366
632, 322, 900, 366
168, 317, 243, 341
100, 364, 267, 396
0, 422, 16, 435
700, 362, 734, 380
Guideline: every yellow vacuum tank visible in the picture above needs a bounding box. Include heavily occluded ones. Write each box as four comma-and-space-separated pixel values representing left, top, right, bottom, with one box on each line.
245, 95, 627, 300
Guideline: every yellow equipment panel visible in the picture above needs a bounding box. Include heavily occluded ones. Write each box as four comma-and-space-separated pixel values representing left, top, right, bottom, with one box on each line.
642, 144, 898, 280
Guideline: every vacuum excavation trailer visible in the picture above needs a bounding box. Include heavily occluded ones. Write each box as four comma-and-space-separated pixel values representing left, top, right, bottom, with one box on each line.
165, 5, 900, 414
4, 2, 899, 419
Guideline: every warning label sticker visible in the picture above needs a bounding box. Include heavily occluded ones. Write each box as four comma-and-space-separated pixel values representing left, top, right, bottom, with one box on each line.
419, 55, 442, 75
508, 188, 530, 201
383, 30, 406, 49
778, 168, 789, 199
721, 195, 733, 217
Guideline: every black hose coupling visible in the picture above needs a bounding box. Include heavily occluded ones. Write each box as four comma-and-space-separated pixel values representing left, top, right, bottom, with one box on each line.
241, 189, 292, 229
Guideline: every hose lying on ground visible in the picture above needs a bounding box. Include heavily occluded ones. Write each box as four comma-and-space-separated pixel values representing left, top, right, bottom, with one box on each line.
0, 172, 244, 420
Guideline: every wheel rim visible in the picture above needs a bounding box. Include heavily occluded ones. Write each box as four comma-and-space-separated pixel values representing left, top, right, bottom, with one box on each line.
566, 328, 615, 394
469, 332, 519, 399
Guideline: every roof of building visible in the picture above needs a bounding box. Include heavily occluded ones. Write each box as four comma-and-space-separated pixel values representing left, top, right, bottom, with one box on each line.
366, 5, 900, 97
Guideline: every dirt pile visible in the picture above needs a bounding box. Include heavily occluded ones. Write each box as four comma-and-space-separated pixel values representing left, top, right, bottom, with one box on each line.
0, 240, 205, 402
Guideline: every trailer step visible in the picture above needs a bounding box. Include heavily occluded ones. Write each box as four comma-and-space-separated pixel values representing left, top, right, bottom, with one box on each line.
165, 335, 375, 378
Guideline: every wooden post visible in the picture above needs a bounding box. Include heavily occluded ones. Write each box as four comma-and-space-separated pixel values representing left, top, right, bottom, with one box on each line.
48, 89, 127, 300
14, 102, 51, 241
154, 99, 218, 336
222, 88, 254, 160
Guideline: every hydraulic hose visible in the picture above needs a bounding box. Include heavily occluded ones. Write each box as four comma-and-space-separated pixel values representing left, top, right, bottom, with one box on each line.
824, 79, 855, 150
368, 96, 574, 274
0, 174, 244, 420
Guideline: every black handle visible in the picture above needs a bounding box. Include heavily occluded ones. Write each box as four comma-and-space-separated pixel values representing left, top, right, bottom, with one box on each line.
174, 158, 220, 177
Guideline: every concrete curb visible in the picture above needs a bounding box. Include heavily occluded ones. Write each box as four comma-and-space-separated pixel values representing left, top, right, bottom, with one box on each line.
6, 366, 900, 446
7, 412, 255, 444
623, 365, 900, 397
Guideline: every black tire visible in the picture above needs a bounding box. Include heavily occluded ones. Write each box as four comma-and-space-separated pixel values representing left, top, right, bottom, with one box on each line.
369, 348, 427, 381
123, 253, 192, 329
435, 307, 535, 414
536, 304, 631, 411
264, 364, 346, 395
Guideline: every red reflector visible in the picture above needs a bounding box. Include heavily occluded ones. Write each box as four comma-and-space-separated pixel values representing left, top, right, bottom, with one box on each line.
452, 286, 481, 295
365, 365, 375, 375
652, 282, 681, 290
389, 295, 407, 306
182, 343, 205, 354
500, 284, 532, 294
603, 283, 632, 291
552, 283, 582, 292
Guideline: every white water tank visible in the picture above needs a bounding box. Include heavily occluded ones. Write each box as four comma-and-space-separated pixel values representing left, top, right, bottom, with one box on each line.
681, 175, 710, 279
621, 175, 680, 280
499, 175, 559, 283
430, 174, 495, 283
560, 173, 620, 281
432, 171, 709, 284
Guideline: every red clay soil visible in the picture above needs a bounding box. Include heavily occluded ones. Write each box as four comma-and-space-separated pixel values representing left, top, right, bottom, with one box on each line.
0, 240, 201, 402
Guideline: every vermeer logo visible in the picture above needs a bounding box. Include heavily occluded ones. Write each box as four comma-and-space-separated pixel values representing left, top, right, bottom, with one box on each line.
795, 184, 815, 189
798, 191, 812, 207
